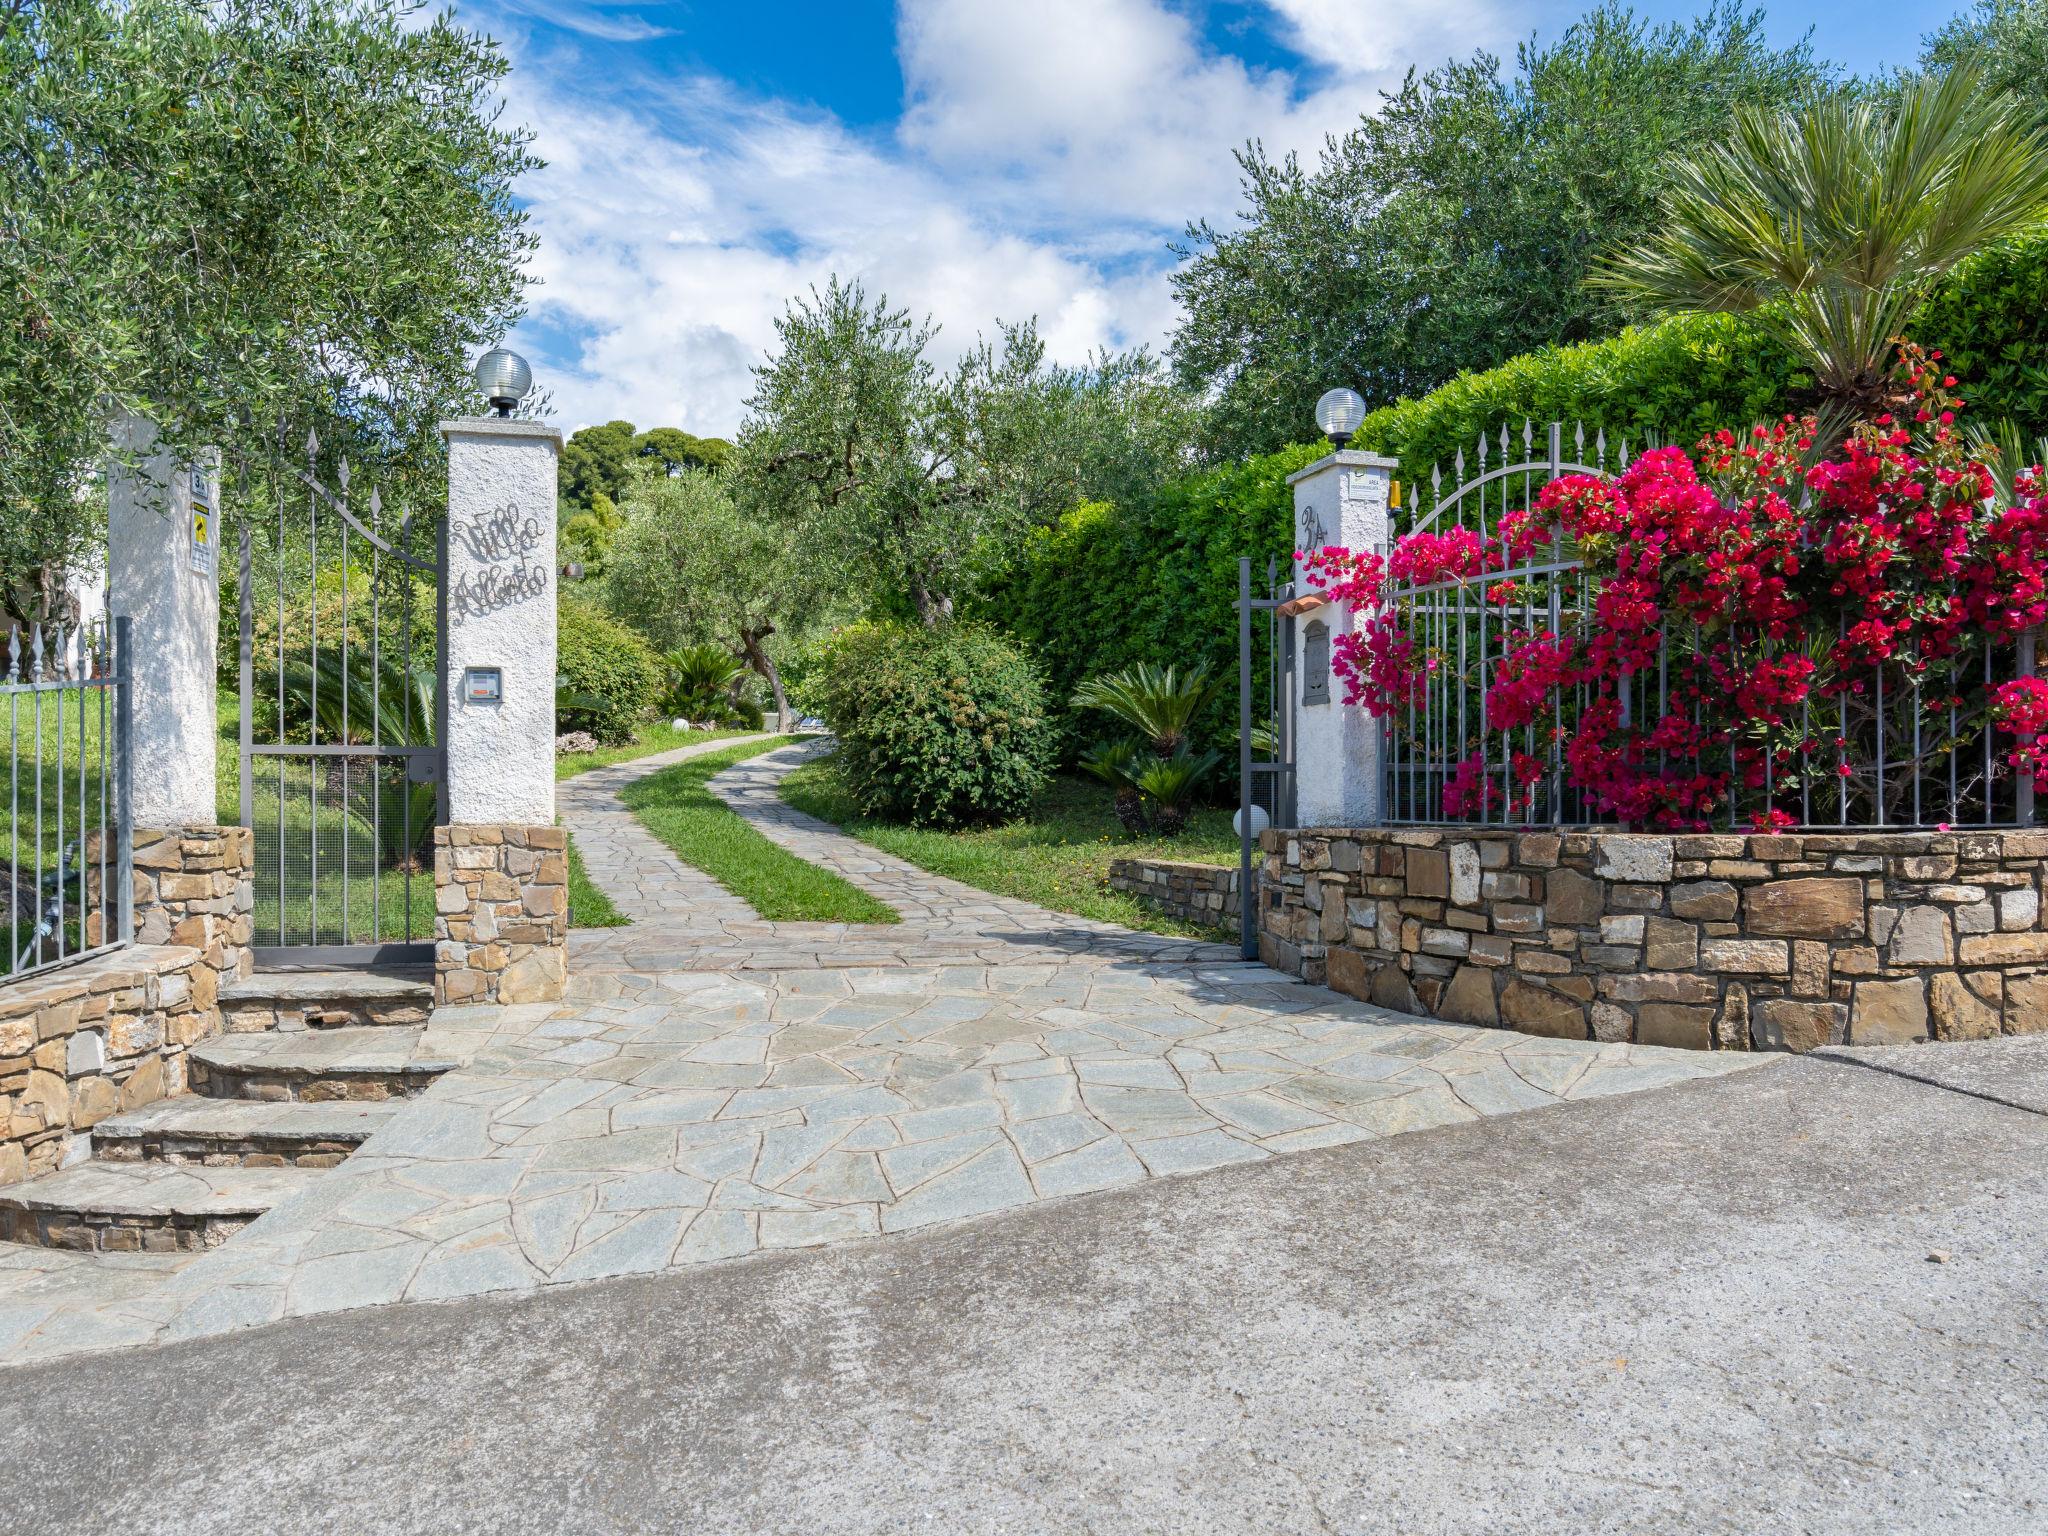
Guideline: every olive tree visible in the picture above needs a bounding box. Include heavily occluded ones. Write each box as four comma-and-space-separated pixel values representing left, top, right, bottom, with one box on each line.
603, 469, 825, 731
0, 0, 538, 627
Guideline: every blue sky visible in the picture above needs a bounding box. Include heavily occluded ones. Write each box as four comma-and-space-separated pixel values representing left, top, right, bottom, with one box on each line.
461, 0, 1964, 437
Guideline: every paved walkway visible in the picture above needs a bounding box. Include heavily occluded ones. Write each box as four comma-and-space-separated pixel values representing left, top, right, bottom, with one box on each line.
10, 1053, 2045, 1536
566, 735, 1242, 970
0, 737, 1756, 1367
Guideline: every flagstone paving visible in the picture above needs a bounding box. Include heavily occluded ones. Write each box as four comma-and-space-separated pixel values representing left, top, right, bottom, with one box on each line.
0, 737, 1763, 1367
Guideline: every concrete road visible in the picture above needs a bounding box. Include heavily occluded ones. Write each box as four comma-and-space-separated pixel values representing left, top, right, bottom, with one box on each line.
3, 1052, 2043, 1536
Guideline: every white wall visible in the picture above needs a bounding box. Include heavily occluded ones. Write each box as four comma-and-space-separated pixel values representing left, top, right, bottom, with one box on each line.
440, 418, 562, 827
1289, 449, 1396, 829
106, 416, 219, 828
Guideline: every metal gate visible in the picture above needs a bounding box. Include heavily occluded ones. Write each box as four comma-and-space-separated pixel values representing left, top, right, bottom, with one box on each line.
1234, 556, 1296, 959
237, 434, 446, 968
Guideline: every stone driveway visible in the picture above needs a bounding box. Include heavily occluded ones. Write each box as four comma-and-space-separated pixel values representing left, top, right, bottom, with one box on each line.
0, 738, 1758, 1366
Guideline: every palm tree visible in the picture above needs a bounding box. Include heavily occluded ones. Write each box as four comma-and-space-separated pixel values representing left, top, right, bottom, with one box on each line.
1596, 63, 2048, 424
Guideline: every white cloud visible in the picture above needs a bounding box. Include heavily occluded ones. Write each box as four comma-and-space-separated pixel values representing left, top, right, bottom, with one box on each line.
1259, 0, 1506, 76
493, 0, 1522, 439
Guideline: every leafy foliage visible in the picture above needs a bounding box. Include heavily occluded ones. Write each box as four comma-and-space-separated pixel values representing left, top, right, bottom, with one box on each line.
1922, 0, 2048, 103
738, 276, 1195, 624
1072, 662, 1222, 758
604, 468, 824, 729
661, 644, 745, 721
1, 0, 537, 625
555, 597, 664, 745
968, 444, 1319, 754
558, 421, 734, 517
1170, 2, 1835, 459
1596, 63, 2048, 423
810, 622, 1054, 828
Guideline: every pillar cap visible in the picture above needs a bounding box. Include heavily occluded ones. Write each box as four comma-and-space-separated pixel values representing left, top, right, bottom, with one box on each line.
1287, 448, 1399, 485
439, 417, 563, 452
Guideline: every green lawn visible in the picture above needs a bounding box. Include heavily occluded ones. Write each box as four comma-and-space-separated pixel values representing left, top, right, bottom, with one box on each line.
777, 754, 1238, 940
3, 684, 121, 972
620, 737, 899, 925
554, 720, 748, 780
565, 834, 629, 928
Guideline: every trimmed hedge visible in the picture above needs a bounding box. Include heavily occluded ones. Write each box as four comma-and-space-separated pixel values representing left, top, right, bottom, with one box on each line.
812, 621, 1054, 827
557, 596, 664, 744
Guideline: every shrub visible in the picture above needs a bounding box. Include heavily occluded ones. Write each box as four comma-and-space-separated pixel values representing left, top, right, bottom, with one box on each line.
556, 597, 663, 744
813, 621, 1053, 827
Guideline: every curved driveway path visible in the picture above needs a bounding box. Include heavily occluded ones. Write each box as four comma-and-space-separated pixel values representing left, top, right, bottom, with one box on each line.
566, 735, 1242, 971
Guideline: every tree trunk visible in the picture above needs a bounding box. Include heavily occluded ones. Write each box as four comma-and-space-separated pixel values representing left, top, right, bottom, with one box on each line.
911, 581, 954, 627
741, 627, 793, 733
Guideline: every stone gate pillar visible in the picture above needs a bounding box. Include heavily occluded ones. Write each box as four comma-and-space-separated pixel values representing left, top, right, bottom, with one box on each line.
434, 416, 567, 1007
107, 415, 220, 829
1287, 449, 1398, 829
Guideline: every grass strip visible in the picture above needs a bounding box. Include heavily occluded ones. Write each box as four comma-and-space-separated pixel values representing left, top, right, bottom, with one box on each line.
565, 833, 629, 928
620, 737, 899, 924
554, 721, 746, 780
777, 754, 1236, 941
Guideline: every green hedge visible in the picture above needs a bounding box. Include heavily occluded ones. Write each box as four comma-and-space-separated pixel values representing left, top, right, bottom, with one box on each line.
968, 441, 1320, 754
557, 596, 664, 744
812, 621, 1054, 827
1916, 235, 2048, 436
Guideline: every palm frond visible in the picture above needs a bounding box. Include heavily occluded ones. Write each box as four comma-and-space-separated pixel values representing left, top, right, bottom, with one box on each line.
1595, 61, 2048, 413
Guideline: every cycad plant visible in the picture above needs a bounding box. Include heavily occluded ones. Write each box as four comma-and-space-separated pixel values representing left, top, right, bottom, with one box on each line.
1080, 737, 1149, 834
1071, 661, 1221, 758
662, 644, 744, 720
1595, 63, 2048, 427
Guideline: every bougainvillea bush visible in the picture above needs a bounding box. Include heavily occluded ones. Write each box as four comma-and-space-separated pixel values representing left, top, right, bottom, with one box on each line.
1303, 347, 2048, 830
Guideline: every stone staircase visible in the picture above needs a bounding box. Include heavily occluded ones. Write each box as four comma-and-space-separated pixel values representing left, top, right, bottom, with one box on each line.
0, 967, 447, 1254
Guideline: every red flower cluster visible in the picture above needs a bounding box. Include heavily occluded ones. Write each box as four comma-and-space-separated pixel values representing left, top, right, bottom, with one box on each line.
1298, 345, 2048, 827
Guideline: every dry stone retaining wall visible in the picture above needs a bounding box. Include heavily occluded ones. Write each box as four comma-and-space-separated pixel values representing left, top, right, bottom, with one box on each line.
1, 825, 252, 1182
434, 824, 568, 1006
1107, 858, 1239, 927
1257, 826, 2048, 1051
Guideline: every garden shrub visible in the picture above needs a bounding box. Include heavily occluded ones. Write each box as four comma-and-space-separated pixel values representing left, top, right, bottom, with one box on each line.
813, 621, 1053, 827
556, 596, 663, 744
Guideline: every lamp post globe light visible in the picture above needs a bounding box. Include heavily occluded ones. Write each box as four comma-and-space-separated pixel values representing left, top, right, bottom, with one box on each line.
474, 347, 533, 417
1314, 387, 1366, 449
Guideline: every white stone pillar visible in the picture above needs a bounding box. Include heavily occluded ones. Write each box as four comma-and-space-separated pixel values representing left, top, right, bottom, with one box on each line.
1288, 449, 1398, 828
435, 417, 566, 1009
106, 416, 220, 827
439, 417, 562, 827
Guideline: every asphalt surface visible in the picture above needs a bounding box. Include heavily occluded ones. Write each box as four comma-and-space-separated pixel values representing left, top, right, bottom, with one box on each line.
3, 1052, 2043, 1536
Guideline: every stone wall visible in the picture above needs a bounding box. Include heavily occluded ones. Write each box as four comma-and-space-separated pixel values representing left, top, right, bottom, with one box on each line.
1108, 858, 1240, 927
1258, 826, 2048, 1051
434, 824, 568, 1006
2, 825, 253, 1182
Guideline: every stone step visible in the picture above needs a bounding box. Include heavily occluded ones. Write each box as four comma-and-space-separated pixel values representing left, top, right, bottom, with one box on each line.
0, 1161, 317, 1252
93, 1096, 395, 1168
188, 1026, 454, 1103
219, 967, 434, 1032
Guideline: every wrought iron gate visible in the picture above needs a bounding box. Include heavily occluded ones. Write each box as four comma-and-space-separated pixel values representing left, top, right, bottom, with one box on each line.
238, 434, 446, 967
1235, 556, 1296, 960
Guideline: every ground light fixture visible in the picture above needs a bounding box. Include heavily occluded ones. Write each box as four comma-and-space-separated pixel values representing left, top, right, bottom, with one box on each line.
475, 348, 533, 417
1314, 387, 1366, 449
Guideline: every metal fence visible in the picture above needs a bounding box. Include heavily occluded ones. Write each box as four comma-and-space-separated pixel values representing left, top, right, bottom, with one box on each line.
3, 611, 131, 981
1380, 422, 2038, 831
